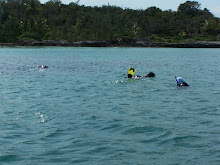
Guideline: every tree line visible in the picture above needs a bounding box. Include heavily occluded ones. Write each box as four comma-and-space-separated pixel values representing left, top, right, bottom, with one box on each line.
0, 0, 219, 43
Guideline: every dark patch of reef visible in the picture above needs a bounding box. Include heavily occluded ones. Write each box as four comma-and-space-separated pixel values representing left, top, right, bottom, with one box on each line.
0, 40, 220, 48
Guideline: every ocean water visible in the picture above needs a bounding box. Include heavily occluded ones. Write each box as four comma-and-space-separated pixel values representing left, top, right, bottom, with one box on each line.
0, 47, 219, 165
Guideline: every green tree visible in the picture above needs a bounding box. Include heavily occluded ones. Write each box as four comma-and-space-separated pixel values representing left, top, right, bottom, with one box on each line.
0, 0, 219, 43
178, 1, 201, 16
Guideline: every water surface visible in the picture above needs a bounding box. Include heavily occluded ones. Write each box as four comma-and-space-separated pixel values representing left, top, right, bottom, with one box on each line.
0, 47, 220, 164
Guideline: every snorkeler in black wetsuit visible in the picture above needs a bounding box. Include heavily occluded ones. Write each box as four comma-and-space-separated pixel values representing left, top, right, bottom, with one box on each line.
127, 68, 156, 79
38, 65, 49, 69
144, 72, 156, 77
127, 67, 136, 78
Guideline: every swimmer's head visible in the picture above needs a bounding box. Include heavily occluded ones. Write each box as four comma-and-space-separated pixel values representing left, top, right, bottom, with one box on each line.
147, 72, 156, 77
181, 82, 189, 86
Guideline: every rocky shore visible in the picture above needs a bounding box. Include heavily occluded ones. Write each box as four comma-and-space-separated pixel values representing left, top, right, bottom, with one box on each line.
0, 40, 220, 48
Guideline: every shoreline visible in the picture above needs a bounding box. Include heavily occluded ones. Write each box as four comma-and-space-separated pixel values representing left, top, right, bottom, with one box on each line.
0, 40, 220, 48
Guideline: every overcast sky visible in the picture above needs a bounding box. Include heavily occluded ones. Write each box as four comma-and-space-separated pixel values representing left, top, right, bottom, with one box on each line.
40, 0, 220, 17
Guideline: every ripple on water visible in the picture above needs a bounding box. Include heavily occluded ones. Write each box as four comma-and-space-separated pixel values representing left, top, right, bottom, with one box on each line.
158, 135, 201, 148
139, 130, 172, 144
122, 126, 165, 135
0, 154, 22, 162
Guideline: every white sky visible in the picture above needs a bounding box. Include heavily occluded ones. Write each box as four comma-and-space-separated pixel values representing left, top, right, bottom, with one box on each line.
39, 0, 220, 17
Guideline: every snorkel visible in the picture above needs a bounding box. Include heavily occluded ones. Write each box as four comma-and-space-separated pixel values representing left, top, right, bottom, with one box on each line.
175, 76, 180, 86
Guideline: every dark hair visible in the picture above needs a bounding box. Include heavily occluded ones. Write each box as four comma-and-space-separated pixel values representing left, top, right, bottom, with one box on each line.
182, 82, 189, 86
147, 72, 156, 77
127, 74, 132, 78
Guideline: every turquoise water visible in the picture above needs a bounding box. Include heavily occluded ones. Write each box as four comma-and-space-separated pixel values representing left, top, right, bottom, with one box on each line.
0, 47, 220, 165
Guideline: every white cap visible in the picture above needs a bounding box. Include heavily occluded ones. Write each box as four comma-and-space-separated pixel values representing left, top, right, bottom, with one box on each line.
176, 77, 184, 85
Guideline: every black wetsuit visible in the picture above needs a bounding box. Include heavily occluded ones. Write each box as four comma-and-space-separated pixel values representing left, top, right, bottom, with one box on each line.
127, 74, 133, 78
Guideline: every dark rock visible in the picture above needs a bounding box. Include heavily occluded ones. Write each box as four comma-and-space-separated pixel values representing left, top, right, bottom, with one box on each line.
0, 43, 16, 47
72, 41, 109, 47
32, 41, 44, 46
42, 40, 57, 46
42, 40, 68, 46
1, 40, 220, 48
16, 40, 36, 46
147, 41, 220, 48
